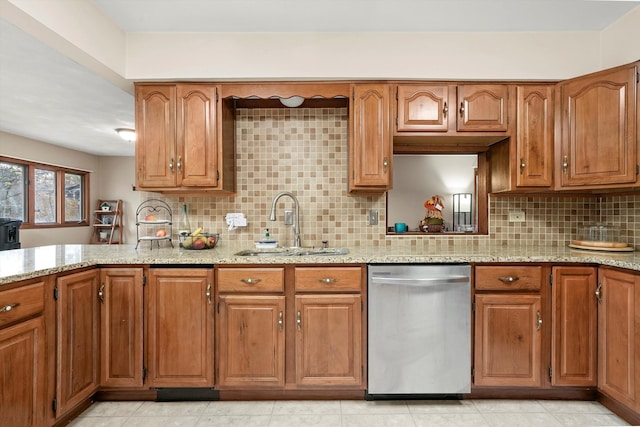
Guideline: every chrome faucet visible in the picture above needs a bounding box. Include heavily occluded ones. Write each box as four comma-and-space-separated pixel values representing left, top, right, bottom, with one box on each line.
268, 191, 301, 248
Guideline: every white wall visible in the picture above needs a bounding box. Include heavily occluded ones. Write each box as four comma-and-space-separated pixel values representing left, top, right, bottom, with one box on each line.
601, 6, 640, 69
0, 131, 101, 248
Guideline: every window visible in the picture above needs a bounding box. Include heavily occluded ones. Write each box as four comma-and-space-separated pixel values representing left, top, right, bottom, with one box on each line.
0, 156, 90, 228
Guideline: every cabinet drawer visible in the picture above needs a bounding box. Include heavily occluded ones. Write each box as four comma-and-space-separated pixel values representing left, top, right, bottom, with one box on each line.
475, 266, 542, 291
295, 267, 362, 292
0, 281, 45, 328
218, 268, 284, 292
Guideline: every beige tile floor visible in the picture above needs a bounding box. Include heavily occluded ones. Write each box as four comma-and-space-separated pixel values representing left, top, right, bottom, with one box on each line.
67, 399, 632, 426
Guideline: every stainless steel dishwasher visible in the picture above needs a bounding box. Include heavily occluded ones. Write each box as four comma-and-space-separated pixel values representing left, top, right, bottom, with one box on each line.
367, 264, 471, 397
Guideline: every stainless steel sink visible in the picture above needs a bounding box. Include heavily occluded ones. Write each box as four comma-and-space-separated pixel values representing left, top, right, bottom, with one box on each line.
234, 247, 349, 257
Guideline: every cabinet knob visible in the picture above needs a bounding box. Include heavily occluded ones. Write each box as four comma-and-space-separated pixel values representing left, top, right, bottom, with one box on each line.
459, 102, 465, 118
240, 278, 261, 285
98, 284, 105, 304
442, 102, 448, 119
169, 157, 174, 172
536, 310, 542, 331
562, 156, 568, 174
498, 276, 519, 284
205, 283, 212, 304
595, 282, 603, 304
318, 277, 338, 284
278, 311, 284, 331
520, 158, 526, 174
177, 156, 182, 172
296, 310, 302, 330
383, 157, 389, 172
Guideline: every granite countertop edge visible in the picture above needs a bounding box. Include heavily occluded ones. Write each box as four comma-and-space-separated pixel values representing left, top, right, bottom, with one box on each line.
1, 244, 638, 286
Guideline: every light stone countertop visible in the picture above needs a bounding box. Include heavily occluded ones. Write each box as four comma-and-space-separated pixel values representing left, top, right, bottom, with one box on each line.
1, 243, 638, 286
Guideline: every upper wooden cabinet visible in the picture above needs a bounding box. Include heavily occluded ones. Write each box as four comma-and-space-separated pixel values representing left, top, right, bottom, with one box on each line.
135, 83, 235, 194
395, 84, 510, 133
516, 85, 554, 188
349, 84, 392, 191
557, 63, 638, 189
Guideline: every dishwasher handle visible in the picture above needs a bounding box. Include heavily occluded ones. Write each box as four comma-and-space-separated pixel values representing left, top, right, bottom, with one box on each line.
370, 275, 469, 286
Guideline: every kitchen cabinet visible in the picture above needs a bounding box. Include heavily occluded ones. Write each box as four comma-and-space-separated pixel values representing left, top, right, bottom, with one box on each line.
597, 267, 639, 410
551, 266, 597, 387
474, 266, 543, 387
135, 83, 235, 193
294, 267, 363, 387
395, 84, 510, 133
147, 268, 214, 387
99, 267, 144, 388
349, 84, 392, 191
557, 63, 638, 189
55, 269, 100, 417
516, 85, 554, 188
0, 279, 46, 427
216, 267, 285, 388
216, 265, 365, 390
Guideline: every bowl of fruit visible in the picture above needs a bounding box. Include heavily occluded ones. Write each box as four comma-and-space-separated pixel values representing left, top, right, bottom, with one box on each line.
182, 228, 219, 250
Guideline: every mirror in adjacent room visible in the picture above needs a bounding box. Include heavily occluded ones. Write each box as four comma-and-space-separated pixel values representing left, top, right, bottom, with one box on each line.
386, 154, 487, 234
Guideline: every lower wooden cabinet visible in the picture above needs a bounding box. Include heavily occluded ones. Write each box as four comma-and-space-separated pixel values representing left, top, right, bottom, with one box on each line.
551, 266, 597, 386
295, 294, 362, 386
56, 269, 100, 417
597, 268, 639, 410
0, 279, 46, 427
217, 295, 286, 387
147, 268, 214, 387
474, 293, 542, 387
99, 267, 144, 388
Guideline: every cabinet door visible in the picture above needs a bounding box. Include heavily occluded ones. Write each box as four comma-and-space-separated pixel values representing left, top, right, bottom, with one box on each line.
551, 266, 597, 386
350, 84, 391, 190
0, 317, 46, 427
295, 294, 362, 387
147, 269, 214, 387
99, 268, 144, 388
177, 85, 220, 187
474, 294, 542, 387
597, 268, 638, 408
217, 295, 285, 388
457, 84, 509, 131
135, 85, 177, 188
56, 270, 100, 416
396, 85, 449, 132
559, 65, 637, 187
516, 85, 554, 187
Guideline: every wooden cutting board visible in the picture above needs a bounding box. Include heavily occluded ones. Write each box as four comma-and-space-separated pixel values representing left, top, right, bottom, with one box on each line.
569, 240, 634, 252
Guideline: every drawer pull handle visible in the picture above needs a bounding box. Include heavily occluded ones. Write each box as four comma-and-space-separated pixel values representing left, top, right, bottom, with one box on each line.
297, 310, 302, 330
205, 283, 212, 304
278, 311, 284, 331
536, 310, 542, 331
318, 277, 338, 284
595, 282, 603, 304
241, 278, 261, 285
498, 276, 519, 284
98, 284, 105, 304
0, 303, 20, 313
442, 102, 448, 119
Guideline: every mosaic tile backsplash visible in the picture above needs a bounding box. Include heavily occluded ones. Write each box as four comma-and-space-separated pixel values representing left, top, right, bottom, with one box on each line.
142, 108, 639, 250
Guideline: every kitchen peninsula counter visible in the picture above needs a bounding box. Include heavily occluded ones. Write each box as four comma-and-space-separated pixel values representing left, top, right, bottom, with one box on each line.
1, 243, 639, 286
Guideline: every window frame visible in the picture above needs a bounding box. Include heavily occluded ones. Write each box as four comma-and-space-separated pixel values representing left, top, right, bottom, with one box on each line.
0, 156, 90, 229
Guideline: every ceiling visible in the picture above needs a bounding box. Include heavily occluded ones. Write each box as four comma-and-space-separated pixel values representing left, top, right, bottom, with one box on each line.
0, 0, 638, 157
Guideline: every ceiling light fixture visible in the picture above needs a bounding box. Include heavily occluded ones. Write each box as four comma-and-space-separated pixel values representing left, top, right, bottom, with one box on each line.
115, 128, 136, 142
279, 96, 305, 108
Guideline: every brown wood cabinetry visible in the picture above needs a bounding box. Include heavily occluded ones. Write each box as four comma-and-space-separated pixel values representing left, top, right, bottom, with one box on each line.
349, 84, 392, 191
56, 269, 100, 417
0, 279, 46, 427
294, 267, 363, 387
135, 83, 235, 193
516, 85, 554, 187
396, 84, 450, 132
474, 266, 543, 387
551, 266, 597, 387
217, 267, 285, 388
597, 268, 639, 410
457, 84, 509, 132
557, 64, 638, 189
99, 268, 144, 388
147, 268, 214, 387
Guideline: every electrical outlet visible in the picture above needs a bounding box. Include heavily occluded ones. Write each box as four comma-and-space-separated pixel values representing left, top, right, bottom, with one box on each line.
508, 211, 526, 222
284, 210, 293, 225
368, 210, 379, 225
